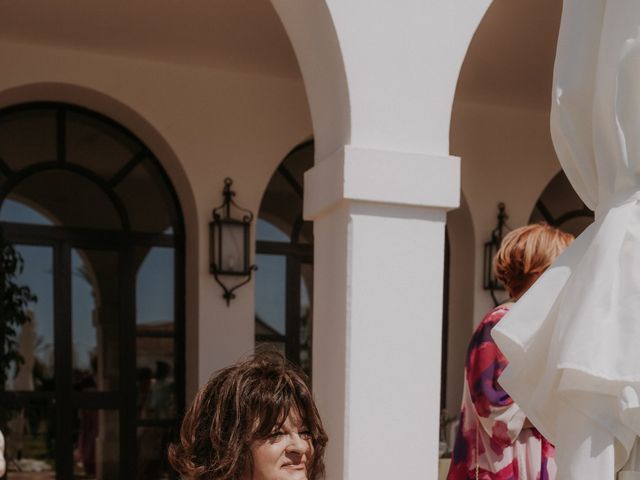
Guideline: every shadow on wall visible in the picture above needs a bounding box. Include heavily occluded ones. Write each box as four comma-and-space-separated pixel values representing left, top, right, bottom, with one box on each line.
443, 193, 475, 418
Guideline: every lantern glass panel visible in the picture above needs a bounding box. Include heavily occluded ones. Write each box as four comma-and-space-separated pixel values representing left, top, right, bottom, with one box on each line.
209, 221, 218, 272
220, 221, 246, 273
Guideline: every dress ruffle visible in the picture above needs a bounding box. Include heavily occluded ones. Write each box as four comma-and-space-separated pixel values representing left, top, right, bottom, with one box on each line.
493, 191, 640, 470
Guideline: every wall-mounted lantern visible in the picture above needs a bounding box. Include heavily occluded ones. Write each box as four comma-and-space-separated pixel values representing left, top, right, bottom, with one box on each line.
209, 178, 257, 306
483, 202, 509, 306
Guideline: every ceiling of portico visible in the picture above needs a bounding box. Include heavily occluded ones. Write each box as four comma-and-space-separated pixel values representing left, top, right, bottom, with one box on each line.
455, 0, 563, 110
0, 0, 562, 107
0, 0, 301, 77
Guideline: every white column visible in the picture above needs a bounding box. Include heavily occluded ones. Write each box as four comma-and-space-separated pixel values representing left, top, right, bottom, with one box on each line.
306, 146, 459, 480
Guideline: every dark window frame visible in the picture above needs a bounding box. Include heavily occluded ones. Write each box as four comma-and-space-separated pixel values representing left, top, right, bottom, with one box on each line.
0, 102, 185, 479
255, 140, 314, 376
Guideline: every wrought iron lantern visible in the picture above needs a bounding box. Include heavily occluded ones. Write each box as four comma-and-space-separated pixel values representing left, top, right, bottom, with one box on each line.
483, 202, 509, 306
210, 178, 257, 305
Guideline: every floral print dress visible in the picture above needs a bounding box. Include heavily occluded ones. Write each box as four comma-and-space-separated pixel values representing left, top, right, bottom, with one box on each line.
447, 306, 556, 480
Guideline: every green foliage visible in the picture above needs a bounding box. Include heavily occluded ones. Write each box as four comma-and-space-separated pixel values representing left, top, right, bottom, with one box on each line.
0, 230, 37, 429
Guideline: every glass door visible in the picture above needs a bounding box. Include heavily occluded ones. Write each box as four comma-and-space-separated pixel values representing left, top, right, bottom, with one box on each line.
1, 240, 129, 479
2, 243, 56, 479
0, 103, 184, 480
69, 247, 124, 479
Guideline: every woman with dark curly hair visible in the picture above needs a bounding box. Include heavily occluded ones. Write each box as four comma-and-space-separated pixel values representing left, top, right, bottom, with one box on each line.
168, 352, 328, 480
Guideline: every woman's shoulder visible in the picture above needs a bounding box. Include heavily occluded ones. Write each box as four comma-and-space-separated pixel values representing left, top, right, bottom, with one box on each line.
469, 305, 511, 351
480, 304, 512, 326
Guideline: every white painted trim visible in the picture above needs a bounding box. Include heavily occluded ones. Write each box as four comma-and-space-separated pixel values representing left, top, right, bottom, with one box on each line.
304, 145, 460, 219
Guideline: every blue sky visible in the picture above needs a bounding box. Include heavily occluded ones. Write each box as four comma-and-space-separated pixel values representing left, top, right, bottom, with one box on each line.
2, 200, 174, 372
2, 202, 306, 376
255, 219, 310, 336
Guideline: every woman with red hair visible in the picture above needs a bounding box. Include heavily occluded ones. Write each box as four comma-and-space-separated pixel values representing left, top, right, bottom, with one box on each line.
447, 224, 573, 479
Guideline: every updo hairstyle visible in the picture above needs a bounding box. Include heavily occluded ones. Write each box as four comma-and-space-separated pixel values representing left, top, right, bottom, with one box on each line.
494, 223, 574, 299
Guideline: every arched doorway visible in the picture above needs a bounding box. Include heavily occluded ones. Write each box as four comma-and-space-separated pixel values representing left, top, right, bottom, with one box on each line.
254, 141, 313, 376
0, 103, 185, 479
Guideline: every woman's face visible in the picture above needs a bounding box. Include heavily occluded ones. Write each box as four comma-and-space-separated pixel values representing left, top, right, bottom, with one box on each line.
247, 409, 315, 480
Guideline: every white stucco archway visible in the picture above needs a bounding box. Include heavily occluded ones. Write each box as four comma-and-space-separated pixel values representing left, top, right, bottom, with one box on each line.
271, 2, 494, 478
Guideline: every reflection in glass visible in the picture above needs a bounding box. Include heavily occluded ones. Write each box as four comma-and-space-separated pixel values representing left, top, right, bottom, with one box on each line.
529, 171, 594, 237
5, 405, 56, 477
258, 174, 300, 240
562, 217, 593, 236
135, 247, 174, 328
5, 171, 121, 230
137, 426, 173, 480
0, 104, 183, 477
256, 219, 289, 243
0, 199, 56, 226
136, 338, 175, 420
256, 142, 314, 374
255, 254, 286, 336
72, 249, 119, 391
5, 245, 54, 392
300, 263, 313, 375
281, 144, 313, 188
66, 111, 139, 180
298, 221, 313, 245
0, 108, 56, 171
73, 409, 119, 479
257, 142, 313, 243
114, 159, 176, 234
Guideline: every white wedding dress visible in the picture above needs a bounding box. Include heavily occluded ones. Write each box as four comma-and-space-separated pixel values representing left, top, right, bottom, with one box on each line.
492, 0, 640, 478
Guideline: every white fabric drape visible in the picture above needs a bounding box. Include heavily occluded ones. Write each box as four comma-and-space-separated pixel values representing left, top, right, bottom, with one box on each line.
492, 0, 640, 478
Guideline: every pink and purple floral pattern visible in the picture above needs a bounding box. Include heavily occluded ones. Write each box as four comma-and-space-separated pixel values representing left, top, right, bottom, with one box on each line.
447, 306, 556, 480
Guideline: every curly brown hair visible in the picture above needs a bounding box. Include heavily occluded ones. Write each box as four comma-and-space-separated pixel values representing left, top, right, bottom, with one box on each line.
494, 223, 573, 299
168, 352, 328, 479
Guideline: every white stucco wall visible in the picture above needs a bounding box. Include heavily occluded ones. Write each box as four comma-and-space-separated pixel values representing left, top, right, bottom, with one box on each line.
451, 100, 561, 326
0, 39, 313, 399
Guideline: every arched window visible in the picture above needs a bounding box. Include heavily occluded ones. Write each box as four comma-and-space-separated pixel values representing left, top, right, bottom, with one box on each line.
0, 103, 185, 479
529, 171, 594, 237
255, 141, 313, 375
